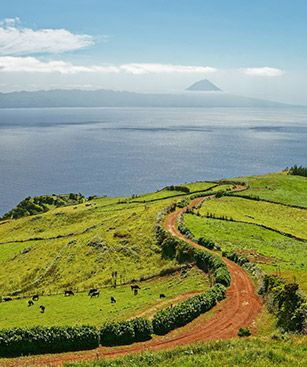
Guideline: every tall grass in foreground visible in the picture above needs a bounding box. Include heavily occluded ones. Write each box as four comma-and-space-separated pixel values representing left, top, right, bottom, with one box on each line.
65, 337, 307, 367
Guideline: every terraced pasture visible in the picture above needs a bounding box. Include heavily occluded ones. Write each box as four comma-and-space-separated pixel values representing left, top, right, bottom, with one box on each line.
199, 196, 307, 239
232, 172, 307, 207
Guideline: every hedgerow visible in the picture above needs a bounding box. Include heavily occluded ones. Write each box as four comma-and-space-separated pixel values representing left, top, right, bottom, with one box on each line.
100, 317, 152, 346
0, 325, 99, 357
222, 251, 250, 267
152, 283, 226, 335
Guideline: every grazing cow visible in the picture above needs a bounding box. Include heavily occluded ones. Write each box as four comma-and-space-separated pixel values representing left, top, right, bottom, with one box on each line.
88, 288, 98, 296
28, 300, 34, 307
134, 289, 138, 296
64, 290, 74, 296
90, 291, 100, 298
32, 295, 39, 301
131, 285, 141, 291
3, 297, 12, 302
160, 294, 166, 299
111, 296, 116, 303
40, 305, 45, 313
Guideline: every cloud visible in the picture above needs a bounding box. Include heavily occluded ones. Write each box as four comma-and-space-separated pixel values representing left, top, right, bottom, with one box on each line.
0, 57, 217, 75
240, 67, 285, 77
0, 18, 94, 55
119, 63, 217, 75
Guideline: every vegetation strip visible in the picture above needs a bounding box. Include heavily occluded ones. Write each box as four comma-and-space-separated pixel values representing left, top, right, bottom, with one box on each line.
227, 193, 307, 210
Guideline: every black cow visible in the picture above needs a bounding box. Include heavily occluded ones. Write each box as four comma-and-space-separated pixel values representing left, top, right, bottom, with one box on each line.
64, 290, 74, 296
28, 300, 34, 307
131, 285, 140, 291
3, 297, 12, 302
32, 295, 39, 301
88, 288, 98, 296
111, 296, 116, 303
90, 291, 100, 298
160, 294, 166, 299
134, 289, 138, 296
40, 305, 45, 313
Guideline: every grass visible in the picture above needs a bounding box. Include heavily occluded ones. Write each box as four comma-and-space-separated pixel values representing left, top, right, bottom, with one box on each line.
198, 196, 307, 239
232, 172, 307, 207
0, 267, 208, 329
63, 337, 307, 366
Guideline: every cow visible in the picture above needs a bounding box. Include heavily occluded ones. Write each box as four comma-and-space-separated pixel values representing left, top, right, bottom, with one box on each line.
160, 294, 166, 299
28, 300, 34, 307
40, 305, 45, 313
111, 296, 116, 303
3, 297, 12, 302
131, 285, 141, 291
64, 290, 74, 296
32, 294, 39, 301
134, 289, 138, 296
88, 288, 98, 296
90, 291, 100, 298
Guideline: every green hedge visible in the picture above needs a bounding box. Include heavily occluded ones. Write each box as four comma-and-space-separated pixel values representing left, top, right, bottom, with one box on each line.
222, 251, 250, 267
0, 325, 99, 357
100, 317, 153, 346
152, 283, 226, 335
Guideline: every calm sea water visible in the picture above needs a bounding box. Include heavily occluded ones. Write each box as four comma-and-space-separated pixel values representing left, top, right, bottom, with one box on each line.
0, 107, 306, 215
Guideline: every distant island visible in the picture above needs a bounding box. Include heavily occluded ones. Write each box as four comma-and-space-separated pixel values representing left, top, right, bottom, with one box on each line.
186, 79, 222, 92
0, 84, 296, 108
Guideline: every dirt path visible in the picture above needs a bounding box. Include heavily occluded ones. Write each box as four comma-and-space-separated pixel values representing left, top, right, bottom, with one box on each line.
1, 186, 263, 367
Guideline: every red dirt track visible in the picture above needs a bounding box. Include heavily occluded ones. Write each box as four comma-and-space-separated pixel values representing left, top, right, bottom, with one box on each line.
2, 188, 262, 367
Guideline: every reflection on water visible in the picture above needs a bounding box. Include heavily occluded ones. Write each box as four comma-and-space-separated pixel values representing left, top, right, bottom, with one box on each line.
0, 107, 306, 215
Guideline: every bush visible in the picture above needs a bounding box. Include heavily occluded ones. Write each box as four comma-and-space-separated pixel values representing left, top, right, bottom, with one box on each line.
222, 251, 250, 266
0, 325, 99, 357
238, 327, 251, 337
198, 237, 215, 250
100, 318, 153, 346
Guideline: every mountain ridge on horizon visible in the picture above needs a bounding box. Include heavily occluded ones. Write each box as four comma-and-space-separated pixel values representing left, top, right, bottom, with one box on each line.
0, 87, 300, 108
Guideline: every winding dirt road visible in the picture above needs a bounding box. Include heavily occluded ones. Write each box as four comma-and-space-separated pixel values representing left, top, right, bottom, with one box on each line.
2, 188, 262, 367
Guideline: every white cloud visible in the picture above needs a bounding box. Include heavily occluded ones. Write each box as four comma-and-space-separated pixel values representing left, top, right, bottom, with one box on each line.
240, 67, 285, 77
119, 63, 217, 75
0, 18, 94, 55
0, 57, 217, 75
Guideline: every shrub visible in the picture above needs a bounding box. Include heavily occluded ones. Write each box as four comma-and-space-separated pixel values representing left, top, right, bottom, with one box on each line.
0, 325, 99, 357
100, 318, 152, 346
238, 327, 251, 337
198, 237, 215, 250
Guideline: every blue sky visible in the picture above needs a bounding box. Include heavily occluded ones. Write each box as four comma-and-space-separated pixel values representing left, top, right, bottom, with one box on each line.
1, 0, 307, 104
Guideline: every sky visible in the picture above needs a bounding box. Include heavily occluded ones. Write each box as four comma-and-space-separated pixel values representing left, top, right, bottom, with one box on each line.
1, 0, 307, 105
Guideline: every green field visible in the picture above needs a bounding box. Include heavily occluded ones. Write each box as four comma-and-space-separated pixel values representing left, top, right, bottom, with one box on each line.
198, 196, 307, 239
0, 267, 207, 328
183, 173, 307, 293
66, 336, 307, 366
232, 172, 307, 207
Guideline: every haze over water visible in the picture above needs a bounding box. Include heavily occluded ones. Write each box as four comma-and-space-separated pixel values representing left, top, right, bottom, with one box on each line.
0, 107, 306, 216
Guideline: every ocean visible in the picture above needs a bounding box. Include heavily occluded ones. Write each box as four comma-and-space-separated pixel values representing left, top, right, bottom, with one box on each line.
0, 106, 306, 216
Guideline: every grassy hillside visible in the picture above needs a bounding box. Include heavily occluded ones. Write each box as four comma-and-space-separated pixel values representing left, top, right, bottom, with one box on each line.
232, 172, 307, 207
0, 172, 306, 365
184, 173, 307, 293
64, 336, 307, 367
0, 182, 221, 297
